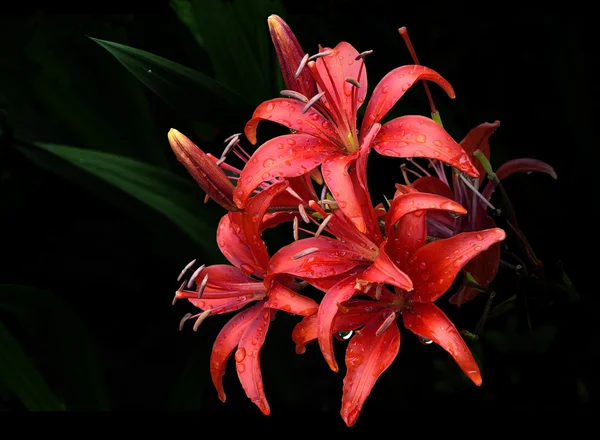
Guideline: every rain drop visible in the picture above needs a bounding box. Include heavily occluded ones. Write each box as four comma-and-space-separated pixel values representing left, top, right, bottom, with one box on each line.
419, 336, 433, 345
235, 347, 247, 362
336, 330, 354, 340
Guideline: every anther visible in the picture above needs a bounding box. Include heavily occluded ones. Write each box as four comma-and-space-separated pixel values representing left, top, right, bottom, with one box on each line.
336, 302, 349, 313
187, 264, 206, 289
280, 89, 309, 102
345, 77, 361, 88
308, 50, 333, 61
179, 313, 193, 331
293, 216, 299, 241
302, 91, 326, 114
375, 283, 383, 300
295, 53, 309, 78
314, 214, 333, 239
197, 274, 209, 299
298, 204, 310, 223
292, 247, 320, 260
355, 50, 373, 60
193, 310, 212, 331
177, 259, 197, 282
223, 133, 241, 144
376, 312, 396, 336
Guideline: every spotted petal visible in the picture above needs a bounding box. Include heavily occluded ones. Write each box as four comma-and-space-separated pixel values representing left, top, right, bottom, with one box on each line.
403, 302, 481, 385
361, 65, 454, 136
341, 313, 401, 427
373, 116, 479, 177
234, 134, 336, 208
406, 228, 506, 302
244, 98, 338, 145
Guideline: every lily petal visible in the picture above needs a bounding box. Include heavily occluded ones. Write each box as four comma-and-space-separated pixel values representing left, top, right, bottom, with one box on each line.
234, 134, 335, 208
236, 305, 274, 415
362, 239, 413, 291
317, 273, 365, 372
403, 302, 481, 385
385, 192, 466, 238
385, 211, 427, 270
373, 116, 479, 177
410, 176, 457, 234
264, 280, 319, 316
313, 42, 368, 125
244, 98, 338, 145
481, 158, 558, 201
458, 120, 500, 177
406, 228, 506, 302
292, 299, 384, 354
266, 237, 368, 285
217, 214, 261, 276
450, 241, 501, 306
322, 151, 366, 232
341, 313, 401, 427
361, 65, 454, 136
210, 303, 264, 402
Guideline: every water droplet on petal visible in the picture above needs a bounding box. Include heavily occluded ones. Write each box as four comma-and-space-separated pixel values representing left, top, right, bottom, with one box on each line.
236, 363, 246, 373
335, 330, 354, 341
415, 134, 426, 143
419, 336, 433, 345
267, 103, 275, 112
235, 347, 246, 362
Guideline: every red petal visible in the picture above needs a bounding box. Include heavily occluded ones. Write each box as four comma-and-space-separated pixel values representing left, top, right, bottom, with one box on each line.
403, 302, 481, 385
458, 120, 500, 177
264, 280, 318, 316
406, 228, 506, 302
313, 42, 368, 125
341, 313, 401, 427
292, 299, 384, 354
267, 15, 318, 99
188, 294, 262, 315
210, 303, 264, 402
385, 192, 466, 238
410, 176, 457, 234
236, 305, 274, 415
244, 98, 337, 145
265, 237, 368, 285
481, 158, 558, 201
373, 116, 479, 177
317, 274, 364, 372
217, 214, 260, 275
322, 151, 366, 232
234, 134, 335, 208
238, 180, 291, 276
385, 210, 427, 269
362, 240, 413, 291
361, 65, 454, 136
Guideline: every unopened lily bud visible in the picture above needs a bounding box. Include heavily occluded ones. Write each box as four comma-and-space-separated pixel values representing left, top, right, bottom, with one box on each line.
168, 128, 240, 212
268, 14, 318, 99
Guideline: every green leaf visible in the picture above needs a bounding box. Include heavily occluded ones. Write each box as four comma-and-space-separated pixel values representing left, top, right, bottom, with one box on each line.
17, 141, 221, 256
88, 37, 253, 122
170, 0, 204, 47
0, 319, 64, 411
0, 285, 109, 410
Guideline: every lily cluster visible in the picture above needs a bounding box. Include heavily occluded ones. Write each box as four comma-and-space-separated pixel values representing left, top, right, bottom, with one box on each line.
168, 15, 555, 426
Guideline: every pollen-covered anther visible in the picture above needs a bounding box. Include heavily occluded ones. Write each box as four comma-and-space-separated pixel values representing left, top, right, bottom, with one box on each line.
375, 283, 383, 300
302, 91, 326, 114
308, 50, 333, 61
197, 274, 209, 299
345, 77, 361, 88
375, 311, 396, 337
280, 89, 309, 102
179, 313, 193, 331
187, 264, 206, 289
177, 258, 197, 282
221, 135, 239, 159
292, 247, 320, 260
298, 203, 310, 223
353, 279, 369, 291
193, 310, 212, 332
355, 50, 373, 60
314, 214, 333, 239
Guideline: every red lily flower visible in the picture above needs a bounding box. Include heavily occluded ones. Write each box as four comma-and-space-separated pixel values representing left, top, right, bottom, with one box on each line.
405, 121, 556, 304
234, 22, 480, 233
290, 186, 506, 426
174, 179, 318, 414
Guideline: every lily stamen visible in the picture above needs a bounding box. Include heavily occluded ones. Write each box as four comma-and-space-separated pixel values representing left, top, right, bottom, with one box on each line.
375, 311, 396, 337
293, 247, 320, 260
197, 274, 209, 299
459, 174, 496, 211
179, 313, 193, 331
375, 283, 383, 300
187, 264, 206, 289
345, 77, 361, 88
293, 217, 299, 241
308, 50, 333, 61
314, 214, 333, 238
193, 310, 212, 331
355, 50, 373, 60
302, 91, 326, 114
407, 158, 432, 177
298, 204, 310, 223
223, 132, 242, 144
280, 89, 309, 102
177, 258, 197, 282
295, 53, 310, 78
